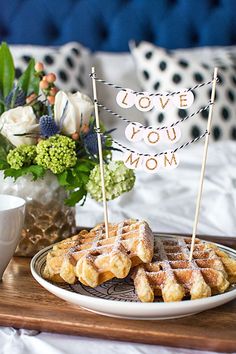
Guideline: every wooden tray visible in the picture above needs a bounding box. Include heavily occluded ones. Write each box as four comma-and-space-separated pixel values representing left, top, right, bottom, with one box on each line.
0, 234, 236, 353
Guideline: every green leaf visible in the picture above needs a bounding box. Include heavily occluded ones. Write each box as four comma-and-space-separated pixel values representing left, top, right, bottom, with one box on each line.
57, 161, 94, 205
79, 171, 89, 184
0, 146, 8, 163
0, 158, 9, 170
76, 163, 92, 172
0, 103, 4, 115
0, 134, 14, 161
17, 59, 39, 96
57, 170, 69, 186
0, 134, 14, 151
68, 173, 82, 189
0, 42, 15, 98
65, 187, 87, 207
74, 159, 95, 172
4, 165, 46, 181
57, 169, 82, 189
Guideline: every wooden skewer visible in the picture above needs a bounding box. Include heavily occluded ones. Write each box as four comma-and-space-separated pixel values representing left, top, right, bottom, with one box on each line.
91, 66, 109, 239
189, 67, 218, 261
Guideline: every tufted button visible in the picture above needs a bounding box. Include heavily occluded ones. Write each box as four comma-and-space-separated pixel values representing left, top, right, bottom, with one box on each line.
146, 31, 155, 45
230, 33, 236, 43
0, 25, 9, 38
46, 23, 60, 41
191, 32, 200, 45
210, 0, 220, 7
100, 26, 108, 40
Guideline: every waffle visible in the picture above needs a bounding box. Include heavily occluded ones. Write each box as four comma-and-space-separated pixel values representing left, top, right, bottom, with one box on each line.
132, 237, 236, 302
43, 219, 154, 287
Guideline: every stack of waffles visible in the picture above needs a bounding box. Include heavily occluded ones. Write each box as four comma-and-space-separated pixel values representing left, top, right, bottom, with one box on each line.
43, 220, 236, 302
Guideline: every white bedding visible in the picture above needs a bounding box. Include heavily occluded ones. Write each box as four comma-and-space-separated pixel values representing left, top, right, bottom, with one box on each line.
78, 140, 236, 237
0, 328, 230, 354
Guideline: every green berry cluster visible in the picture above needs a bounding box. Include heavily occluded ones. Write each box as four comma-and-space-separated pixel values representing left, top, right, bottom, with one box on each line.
7, 145, 37, 169
86, 161, 135, 202
35, 134, 77, 174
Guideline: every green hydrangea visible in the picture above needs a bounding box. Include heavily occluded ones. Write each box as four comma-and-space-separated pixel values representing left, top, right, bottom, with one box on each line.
7, 145, 37, 169
35, 135, 77, 174
86, 161, 135, 201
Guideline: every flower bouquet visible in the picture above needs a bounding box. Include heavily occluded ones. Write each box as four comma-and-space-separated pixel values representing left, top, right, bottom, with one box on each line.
0, 42, 135, 255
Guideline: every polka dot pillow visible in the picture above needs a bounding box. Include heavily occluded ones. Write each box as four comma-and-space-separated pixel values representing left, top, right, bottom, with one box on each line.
131, 41, 236, 142
10, 42, 91, 95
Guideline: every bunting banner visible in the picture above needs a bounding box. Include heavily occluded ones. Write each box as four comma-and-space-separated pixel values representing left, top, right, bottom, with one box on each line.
90, 72, 217, 174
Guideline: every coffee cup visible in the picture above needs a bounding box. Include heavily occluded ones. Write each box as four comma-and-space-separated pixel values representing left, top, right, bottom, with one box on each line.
0, 194, 25, 279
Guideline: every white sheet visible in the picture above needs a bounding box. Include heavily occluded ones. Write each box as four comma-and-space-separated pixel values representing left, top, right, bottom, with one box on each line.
0, 328, 232, 354
78, 140, 236, 238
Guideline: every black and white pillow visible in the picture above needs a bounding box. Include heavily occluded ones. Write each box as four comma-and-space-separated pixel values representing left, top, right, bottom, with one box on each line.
10, 42, 91, 95
131, 41, 236, 142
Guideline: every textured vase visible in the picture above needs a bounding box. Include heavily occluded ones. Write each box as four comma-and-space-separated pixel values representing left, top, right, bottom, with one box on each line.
0, 172, 76, 257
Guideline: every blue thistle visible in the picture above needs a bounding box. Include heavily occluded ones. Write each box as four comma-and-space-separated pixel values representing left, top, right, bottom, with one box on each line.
84, 132, 101, 156
39, 102, 68, 139
5, 87, 26, 108
39, 115, 60, 138
82, 120, 118, 158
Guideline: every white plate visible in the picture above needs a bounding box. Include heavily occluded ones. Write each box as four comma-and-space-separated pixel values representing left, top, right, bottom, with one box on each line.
30, 236, 236, 320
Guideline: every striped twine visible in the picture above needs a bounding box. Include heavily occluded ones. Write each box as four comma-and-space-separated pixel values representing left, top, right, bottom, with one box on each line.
96, 129, 210, 157
96, 100, 213, 131
90, 72, 218, 97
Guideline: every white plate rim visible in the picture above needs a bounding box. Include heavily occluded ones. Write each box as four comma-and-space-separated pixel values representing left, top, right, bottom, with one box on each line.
30, 235, 236, 313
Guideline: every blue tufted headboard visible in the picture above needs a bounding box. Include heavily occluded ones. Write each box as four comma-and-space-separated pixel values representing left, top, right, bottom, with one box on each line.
1, 0, 236, 51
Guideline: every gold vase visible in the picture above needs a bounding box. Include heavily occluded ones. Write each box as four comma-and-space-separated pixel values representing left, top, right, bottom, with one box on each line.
0, 172, 76, 257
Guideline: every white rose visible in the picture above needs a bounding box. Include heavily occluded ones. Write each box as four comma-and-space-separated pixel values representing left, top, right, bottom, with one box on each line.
54, 91, 94, 135
0, 106, 39, 147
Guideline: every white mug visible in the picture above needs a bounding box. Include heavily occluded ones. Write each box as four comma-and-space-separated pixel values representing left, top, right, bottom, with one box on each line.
0, 194, 25, 279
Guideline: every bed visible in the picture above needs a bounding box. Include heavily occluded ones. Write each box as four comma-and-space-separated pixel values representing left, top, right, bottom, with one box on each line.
1, 0, 236, 353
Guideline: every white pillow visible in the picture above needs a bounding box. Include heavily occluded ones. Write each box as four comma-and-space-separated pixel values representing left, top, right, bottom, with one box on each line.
131, 41, 236, 142
10, 42, 92, 95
